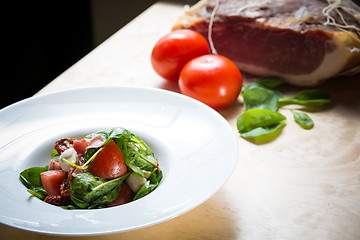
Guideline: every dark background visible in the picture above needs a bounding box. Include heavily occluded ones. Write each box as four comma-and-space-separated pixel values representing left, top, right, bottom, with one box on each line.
1, 0, 197, 109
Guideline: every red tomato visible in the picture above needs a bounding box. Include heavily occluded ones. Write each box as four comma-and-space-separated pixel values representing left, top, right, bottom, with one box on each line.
151, 29, 210, 82
88, 140, 127, 179
40, 170, 66, 196
106, 182, 134, 207
179, 54, 243, 110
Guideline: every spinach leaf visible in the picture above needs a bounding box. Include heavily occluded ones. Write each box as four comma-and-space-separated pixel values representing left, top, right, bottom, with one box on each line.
242, 77, 284, 111
19, 166, 49, 200
255, 76, 285, 89
242, 77, 284, 96
19, 166, 48, 189
243, 87, 279, 111
133, 169, 163, 201
238, 76, 332, 144
85, 127, 132, 145
291, 110, 314, 129
51, 149, 60, 158
27, 187, 48, 200
122, 136, 158, 178
278, 89, 331, 107
86, 127, 158, 178
70, 172, 129, 209
237, 109, 286, 144
83, 128, 133, 164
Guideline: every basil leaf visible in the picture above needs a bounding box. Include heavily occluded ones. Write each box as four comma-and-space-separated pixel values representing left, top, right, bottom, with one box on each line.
84, 127, 133, 161
237, 109, 286, 144
133, 182, 156, 201
256, 76, 285, 89
243, 86, 279, 111
85, 130, 109, 141
278, 89, 331, 107
19, 166, 49, 200
133, 169, 163, 201
84, 127, 158, 178
27, 187, 48, 200
86, 127, 131, 143
123, 136, 158, 177
19, 166, 48, 189
242, 78, 283, 98
291, 110, 314, 129
70, 172, 129, 209
51, 149, 60, 158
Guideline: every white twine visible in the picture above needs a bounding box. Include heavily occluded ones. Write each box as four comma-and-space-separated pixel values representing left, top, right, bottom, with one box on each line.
208, 0, 220, 54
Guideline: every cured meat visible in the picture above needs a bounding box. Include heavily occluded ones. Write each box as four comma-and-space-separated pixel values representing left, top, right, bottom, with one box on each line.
173, 0, 360, 86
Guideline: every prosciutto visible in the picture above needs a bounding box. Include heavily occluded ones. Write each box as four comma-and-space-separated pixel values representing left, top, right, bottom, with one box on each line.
173, 0, 360, 86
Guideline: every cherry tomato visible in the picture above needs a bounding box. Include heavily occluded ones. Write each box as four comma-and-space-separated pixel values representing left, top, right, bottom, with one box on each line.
88, 140, 127, 179
40, 170, 66, 196
179, 54, 243, 110
151, 29, 210, 82
106, 182, 134, 207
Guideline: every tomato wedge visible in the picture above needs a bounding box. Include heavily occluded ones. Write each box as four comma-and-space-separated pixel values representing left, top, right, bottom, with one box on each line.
88, 140, 127, 179
106, 182, 134, 207
40, 170, 66, 196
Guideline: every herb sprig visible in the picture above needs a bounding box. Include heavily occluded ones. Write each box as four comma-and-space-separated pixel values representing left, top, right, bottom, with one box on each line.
237, 76, 332, 144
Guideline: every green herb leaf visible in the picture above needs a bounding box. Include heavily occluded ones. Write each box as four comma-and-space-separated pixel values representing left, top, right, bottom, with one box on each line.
51, 149, 60, 158
19, 166, 48, 189
291, 110, 314, 129
27, 187, 48, 200
123, 136, 158, 177
278, 89, 331, 107
19, 166, 49, 200
83, 127, 158, 177
70, 172, 129, 209
243, 86, 279, 111
256, 76, 285, 89
242, 77, 284, 111
133, 169, 163, 201
237, 109, 286, 144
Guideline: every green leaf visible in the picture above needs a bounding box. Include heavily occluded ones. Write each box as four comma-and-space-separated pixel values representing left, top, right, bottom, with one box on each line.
70, 172, 129, 209
242, 77, 284, 96
19, 166, 49, 200
291, 110, 314, 129
51, 149, 60, 158
27, 187, 48, 200
60, 205, 79, 210
256, 76, 285, 89
237, 109, 286, 144
83, 127, 159, 180
83, 127, 133, 166
85, 127, 131, 145
243, 86, 279, 111
19, 166, 48, 189
118, 135, 158, 178
278, 89, 331, 107
133, 169, 163, 201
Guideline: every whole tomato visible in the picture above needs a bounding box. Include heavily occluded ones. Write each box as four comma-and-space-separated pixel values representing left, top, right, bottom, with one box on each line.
179, 54, 243, 110
151, 29, 210, 82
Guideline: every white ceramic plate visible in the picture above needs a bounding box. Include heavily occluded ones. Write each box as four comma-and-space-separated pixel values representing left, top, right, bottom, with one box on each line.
0, 87, 238, 236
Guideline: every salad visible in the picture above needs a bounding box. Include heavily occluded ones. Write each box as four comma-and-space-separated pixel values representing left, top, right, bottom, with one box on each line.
19, 127, 162, 209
